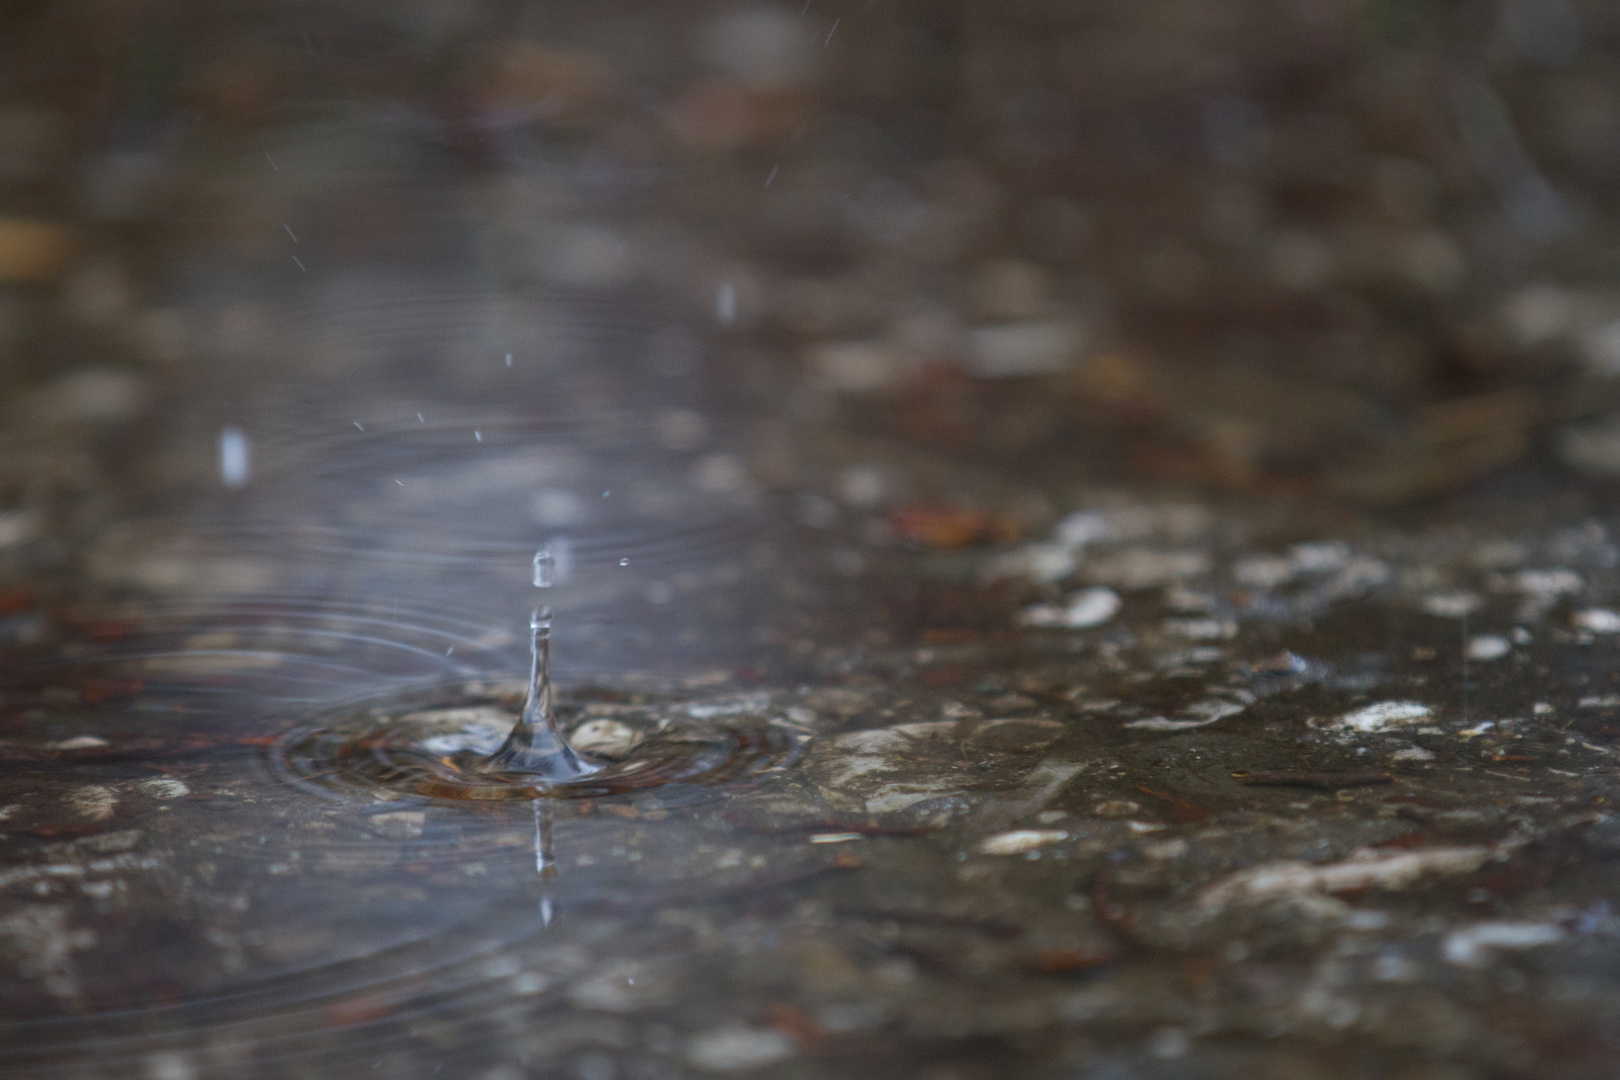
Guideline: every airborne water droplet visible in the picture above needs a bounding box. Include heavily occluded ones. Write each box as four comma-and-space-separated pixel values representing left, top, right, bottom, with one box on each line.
533, 549, 555, 588
619, 557, 630, 567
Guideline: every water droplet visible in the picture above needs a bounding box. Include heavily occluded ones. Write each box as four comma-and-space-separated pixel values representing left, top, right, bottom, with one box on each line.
716, 282, 736, 325
474, 430, 483, 442
533, 549, 555, 588
505, 353, 513, 367
619, 557, 630, 567
219, 426, 250, 487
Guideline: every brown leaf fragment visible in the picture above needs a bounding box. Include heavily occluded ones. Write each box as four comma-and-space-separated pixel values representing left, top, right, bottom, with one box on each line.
1135, 785, 1210, 823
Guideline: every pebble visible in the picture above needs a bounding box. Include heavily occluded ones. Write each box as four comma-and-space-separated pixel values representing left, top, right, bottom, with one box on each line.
1332, 701, 1433, 733
979, 829, 1068, 855
684, 1026, 796, 1072
1419, 592, 1484, 618
1200, 846, 1490, 906
1573, 608, 1620, 633
1018, 587, 1121, 629
1162, 617, 1236, 640
137, 778, 190, 800
47, 736, 108, 750
568, 961, 675, 1013
1465, 635, 1510, 661
1442, 921, 1565, 966
66, 784, 118, 821
1232, 554, 1296, 589
568, 719, 639, 758
984, 542, 1076, 584
1083, 550, 1210, 589
963, 319, 1085, 377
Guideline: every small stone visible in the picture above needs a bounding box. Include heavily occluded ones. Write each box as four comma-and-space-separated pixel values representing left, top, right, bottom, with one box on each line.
685, 1026, 796, 1072
568, 719, 639, 758
1084, 550, 1210, 590
369, 811, 425, 838
143, 1051, 198, 1080
1232, 554, 1295, 589
1573, 608, 1620, 634
1162, 617, 1236, 640
1290, 541, 1350, 572
47, 736, 108, 751
569, 961, 676, 1013
137, 778, 190, 800
1465, 635, 1510, 661
1420, 592, 1484, 618
963, 319, 1085, 378
979, 829, 1068, 855
66, 784, 117, 821
1018, 587, 1121, 629
1442, 922, 1565, 966
983, 543, 1076, 584
1333, 701, 1432, 733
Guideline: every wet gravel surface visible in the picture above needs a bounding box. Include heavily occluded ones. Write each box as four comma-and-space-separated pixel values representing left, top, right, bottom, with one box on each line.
3, 2, 1620, 1078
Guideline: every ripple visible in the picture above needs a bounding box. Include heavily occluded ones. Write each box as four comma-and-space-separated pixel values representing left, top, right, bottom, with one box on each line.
270, 685, 803, 807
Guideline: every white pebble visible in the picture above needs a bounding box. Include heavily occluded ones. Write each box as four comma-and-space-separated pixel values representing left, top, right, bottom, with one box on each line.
978, 829, 1068, 855
1420, 592, 1483, 618
1573, 608, 1620, 634
1019, 587, 1121, 629
1232, 554, 1295, 589
1465, 635, 1510, 661
1442, 922, 1565, 966
137, 778, 189, 800
685, 1026, 797, 1072
1335, 701, 1432, 733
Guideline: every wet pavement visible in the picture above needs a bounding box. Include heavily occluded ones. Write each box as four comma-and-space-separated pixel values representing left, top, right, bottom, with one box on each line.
3, 2, 1620, 1078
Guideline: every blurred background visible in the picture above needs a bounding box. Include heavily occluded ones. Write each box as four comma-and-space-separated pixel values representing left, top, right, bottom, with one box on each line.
4, 0, 1620, 541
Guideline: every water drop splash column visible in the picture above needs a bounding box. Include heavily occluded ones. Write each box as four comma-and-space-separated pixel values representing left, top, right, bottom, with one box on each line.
483, 551, 598, 781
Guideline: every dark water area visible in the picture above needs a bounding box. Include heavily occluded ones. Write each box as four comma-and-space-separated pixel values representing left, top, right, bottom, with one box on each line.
4, 2, 1620, 1078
